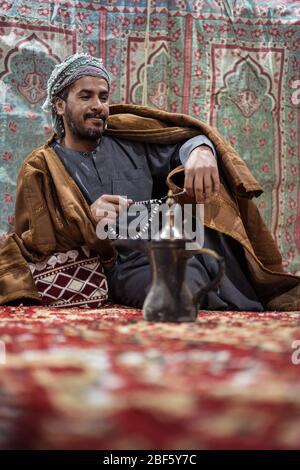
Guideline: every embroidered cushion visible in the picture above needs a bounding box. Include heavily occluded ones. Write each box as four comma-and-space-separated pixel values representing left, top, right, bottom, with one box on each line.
28, 246, 108, 308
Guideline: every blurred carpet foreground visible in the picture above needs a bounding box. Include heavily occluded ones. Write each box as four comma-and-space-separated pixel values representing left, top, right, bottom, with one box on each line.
0, 305, 300, 450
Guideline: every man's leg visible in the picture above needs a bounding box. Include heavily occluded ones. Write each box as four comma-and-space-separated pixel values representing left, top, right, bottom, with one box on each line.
107, 231, 264, 311
106, 251, 228, 309
106, 252, 151, 308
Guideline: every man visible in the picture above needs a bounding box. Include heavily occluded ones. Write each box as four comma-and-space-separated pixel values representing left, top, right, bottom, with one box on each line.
0, 53, 300, 310
43, 52, 262, 310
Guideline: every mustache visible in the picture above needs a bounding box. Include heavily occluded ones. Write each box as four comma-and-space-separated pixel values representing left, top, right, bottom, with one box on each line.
84, 113, 106, 122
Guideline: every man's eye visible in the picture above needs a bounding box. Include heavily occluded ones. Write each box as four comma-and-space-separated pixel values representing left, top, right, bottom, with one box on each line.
101, 96, 109, 102
80, 96, 90, 100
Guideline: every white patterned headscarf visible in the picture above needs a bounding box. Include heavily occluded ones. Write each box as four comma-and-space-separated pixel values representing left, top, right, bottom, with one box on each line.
42, 53, 111, 136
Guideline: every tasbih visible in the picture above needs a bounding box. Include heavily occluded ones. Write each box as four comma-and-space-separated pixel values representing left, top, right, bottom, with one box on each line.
107, 189, 186, 240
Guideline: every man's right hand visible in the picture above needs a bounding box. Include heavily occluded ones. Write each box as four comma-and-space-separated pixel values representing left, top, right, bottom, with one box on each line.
90, 194, 133, 225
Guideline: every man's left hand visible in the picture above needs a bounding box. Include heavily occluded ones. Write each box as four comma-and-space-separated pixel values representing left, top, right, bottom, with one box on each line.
184, 145, 220, 203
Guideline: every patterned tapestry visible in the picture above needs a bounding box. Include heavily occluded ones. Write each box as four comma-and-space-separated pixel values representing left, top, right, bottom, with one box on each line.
0, 1, 299, 273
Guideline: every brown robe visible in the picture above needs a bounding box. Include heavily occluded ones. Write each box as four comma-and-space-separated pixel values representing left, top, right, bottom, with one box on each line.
0, 104, 299, 310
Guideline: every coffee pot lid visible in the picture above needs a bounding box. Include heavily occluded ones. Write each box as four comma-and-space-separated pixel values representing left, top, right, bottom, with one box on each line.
157, 190, 185, 241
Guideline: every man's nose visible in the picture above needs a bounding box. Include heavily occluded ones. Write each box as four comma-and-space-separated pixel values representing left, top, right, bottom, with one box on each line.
90, 97, 103, 111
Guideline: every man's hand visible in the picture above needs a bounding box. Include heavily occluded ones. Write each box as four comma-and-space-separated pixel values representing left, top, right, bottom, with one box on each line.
184, 145, 220, 203
90, 194, 133, 225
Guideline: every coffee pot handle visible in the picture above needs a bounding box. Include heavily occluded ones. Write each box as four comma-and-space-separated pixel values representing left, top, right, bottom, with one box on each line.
182, 247, 225, 307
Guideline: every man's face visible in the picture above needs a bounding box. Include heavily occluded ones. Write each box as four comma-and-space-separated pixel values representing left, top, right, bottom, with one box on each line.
58, 76, 110, 141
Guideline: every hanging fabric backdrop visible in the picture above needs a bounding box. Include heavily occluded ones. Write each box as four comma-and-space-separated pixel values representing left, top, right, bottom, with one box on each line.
0, 0, 299, 273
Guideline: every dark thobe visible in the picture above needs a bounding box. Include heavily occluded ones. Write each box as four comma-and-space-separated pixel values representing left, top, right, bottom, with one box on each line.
52, 135, 263, 311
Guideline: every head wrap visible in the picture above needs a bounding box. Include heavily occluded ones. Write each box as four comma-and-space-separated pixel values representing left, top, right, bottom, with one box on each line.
42, 53, 111, 136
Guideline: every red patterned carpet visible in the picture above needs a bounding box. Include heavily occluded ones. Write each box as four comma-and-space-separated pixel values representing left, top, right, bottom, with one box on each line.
0, 305, 300, 450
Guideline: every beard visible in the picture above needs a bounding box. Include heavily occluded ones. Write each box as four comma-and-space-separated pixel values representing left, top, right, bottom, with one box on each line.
64, 104, 106, 141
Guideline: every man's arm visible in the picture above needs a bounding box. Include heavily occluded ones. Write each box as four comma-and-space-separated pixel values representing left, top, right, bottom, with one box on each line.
179, 135, 219, 204
143, 134, 219, 203
179, 134, 217, 164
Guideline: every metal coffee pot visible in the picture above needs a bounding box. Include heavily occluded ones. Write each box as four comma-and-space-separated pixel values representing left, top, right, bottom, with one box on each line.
114, 191, 225, 322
